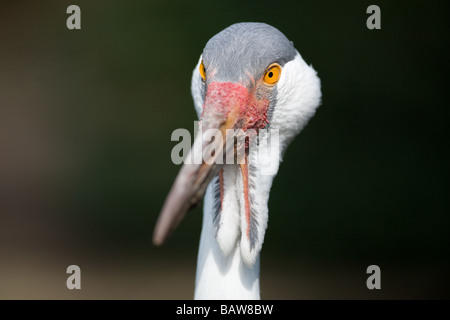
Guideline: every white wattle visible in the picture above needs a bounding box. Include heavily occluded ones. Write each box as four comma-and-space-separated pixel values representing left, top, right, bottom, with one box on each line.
194, 180, 260, 300
215, 165, 240, 256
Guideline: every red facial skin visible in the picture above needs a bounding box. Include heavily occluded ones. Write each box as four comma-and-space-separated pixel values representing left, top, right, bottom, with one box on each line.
202, 82, 270, 132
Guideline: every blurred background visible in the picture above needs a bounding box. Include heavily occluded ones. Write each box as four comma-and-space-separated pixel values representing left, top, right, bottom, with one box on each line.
0, 0, 449, 299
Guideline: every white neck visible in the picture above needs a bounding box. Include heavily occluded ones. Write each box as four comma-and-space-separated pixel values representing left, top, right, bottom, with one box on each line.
194, 181, 260, 300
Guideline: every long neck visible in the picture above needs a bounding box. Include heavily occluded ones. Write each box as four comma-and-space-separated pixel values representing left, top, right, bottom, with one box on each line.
194, 181, 260, 300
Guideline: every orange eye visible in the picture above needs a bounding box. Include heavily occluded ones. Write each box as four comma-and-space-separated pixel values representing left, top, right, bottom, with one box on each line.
263, 63, 281, 85
199, 60, 206, 80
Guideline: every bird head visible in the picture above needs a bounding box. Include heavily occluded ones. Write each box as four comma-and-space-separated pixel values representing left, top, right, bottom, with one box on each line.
153, 23, 321, 266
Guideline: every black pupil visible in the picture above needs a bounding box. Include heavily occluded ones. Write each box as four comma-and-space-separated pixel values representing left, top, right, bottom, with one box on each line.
268, 71, 273, 78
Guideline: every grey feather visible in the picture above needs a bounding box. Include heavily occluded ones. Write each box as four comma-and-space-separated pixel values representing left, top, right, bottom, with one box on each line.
202, 23, 296, 84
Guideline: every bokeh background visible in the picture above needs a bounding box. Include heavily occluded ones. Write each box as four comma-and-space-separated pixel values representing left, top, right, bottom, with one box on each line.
0, 0, 449, 299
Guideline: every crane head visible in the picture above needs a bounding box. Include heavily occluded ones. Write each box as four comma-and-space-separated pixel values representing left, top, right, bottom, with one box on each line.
153, 23, 321, 266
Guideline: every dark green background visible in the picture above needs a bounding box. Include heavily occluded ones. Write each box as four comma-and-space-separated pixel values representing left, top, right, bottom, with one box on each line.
0, 1, 448, 298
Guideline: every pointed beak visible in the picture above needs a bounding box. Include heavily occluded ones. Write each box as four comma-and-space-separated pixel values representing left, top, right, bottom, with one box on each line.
152, 82, 249, 246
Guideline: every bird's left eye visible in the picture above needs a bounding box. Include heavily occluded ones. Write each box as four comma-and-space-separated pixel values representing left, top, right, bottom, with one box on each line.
263, 63, 281, 85
199, 60, 206, 80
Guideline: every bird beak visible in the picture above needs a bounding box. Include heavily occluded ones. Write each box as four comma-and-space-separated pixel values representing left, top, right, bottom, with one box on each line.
153, 82, 249, 246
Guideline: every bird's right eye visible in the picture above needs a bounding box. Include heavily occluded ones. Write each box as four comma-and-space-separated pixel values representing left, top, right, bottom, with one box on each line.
199, 61, 206, 80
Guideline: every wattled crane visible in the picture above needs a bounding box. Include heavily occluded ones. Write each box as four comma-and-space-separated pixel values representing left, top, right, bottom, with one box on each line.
153, 23, 321, 299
